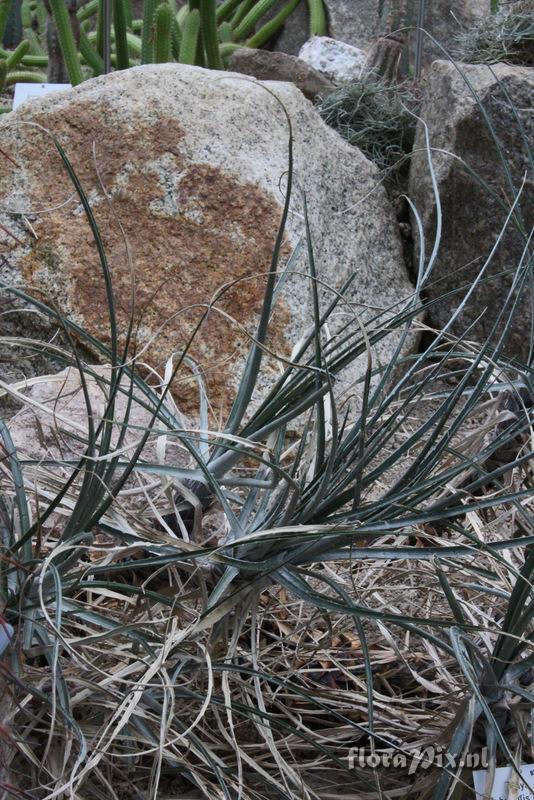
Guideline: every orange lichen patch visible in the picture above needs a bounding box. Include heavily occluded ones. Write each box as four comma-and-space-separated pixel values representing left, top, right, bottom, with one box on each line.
11, 101, 292, 417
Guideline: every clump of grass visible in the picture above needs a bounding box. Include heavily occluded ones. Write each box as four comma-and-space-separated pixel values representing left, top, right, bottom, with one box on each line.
317, 72, 419, 171
455, 10, 534, 65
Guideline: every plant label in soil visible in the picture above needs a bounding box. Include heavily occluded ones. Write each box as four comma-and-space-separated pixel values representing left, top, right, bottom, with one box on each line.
473, 764, 534, 800
13, 83, 71, 111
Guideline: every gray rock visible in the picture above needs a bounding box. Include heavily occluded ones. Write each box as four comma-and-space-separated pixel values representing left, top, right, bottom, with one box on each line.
324, 0, 487, 65
266, 1, 487, 68
325, 0, 386, 50
299, 36, 367, 84
228, 48, 334, 101
267, 0, 310, 55
0, 64, 414, 419
419, 0, 488, 62
409, 60, 534, 361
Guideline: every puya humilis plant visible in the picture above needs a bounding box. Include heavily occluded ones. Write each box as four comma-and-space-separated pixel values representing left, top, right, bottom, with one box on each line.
0, 82, 533, 800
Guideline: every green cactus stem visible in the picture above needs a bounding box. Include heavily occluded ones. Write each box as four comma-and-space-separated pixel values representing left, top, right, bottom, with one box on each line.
200, 0, 222, 68
34, 0, 47, 36
176, 4, 189, 25
232, 0, 278, 42
20, 53, 48, 66
77, 0, 99, 22
219, 40, 240, 61
87, 28, 141, 54
5, 38, 29, 70
5, 68, 46, 83
0, 47, 47, 66
216, 0, 243, 24
126, 30, 142, 54
153, 1, 172, 62
307, 0, 326, 36
123, 0, 132, 27
79, 25, 103, 74
48, 0, 83, 84
113, 0, 130, 69
179, 7, 200, 63
141, 0, 158, 63
218, 20, 232, 42
246, 0, 300, 48
230, 0, 255, 30
21, 0, 31, 28
22, 28, 46, 57
170, 16, 181, 59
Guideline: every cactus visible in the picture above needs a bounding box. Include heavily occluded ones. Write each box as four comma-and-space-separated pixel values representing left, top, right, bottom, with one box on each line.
218, 20, 232, 42
170, 15, 181, 58
0, 0, 314, 98
122, 0, 132, 27
22, 27, 46, 56
247, 0, 300, 47
113, 0, 129, 69
232, 0, 278, 41
200, 0, 222, 68
46, 7, 68, 83
47, 0, 83, 84
78, 24, 103, 73
153, 0, 172, 62
178, 6, 199, 64
77, 0, 99, 22
5, 36, 29, 68
307, 0, 326, 36
20, 0, 30, 28
216, 0, 244, 24
141, 0, 158, 63
5, 67, 46, 82
231, 0, 255, 29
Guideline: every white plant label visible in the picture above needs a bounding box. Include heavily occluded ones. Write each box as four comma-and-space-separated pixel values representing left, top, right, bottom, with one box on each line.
473, 764, 534, 800
13, 83, 71, 111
